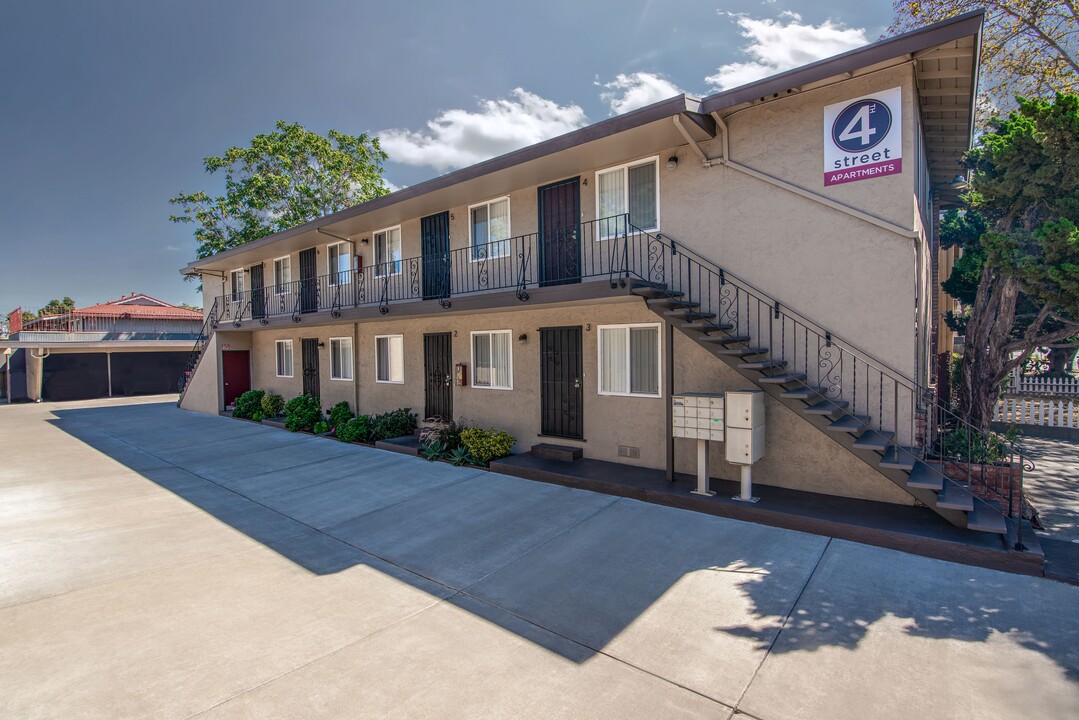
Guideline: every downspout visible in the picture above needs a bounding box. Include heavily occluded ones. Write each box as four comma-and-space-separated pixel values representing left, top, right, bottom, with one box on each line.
675, 113, 919, 240
353, 322, 361, 414
665, 319, 675, 483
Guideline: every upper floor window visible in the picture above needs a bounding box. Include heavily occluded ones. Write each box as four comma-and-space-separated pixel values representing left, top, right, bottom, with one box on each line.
273, 256, 291, 294
471, 330, 512, 389
374, 227, 402, 277
598, 323, 661, 397
596, 157, 659, 236
328, 242, 351, 285
469, 197, 511, 260
230, 269, 245, 302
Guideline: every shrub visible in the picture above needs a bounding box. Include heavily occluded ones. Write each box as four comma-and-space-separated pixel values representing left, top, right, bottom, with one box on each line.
939, 427, 1016, 465
329, 401, 354, 431
252, 410, 265, 422
337, 415, 372, 443
448, 446, 475, 466
284, 394, 322, 432
233, 390, 265, 419
370, 408, 417, 441
419, 439, 449, 461
460, 428, 516, 465
418, 417, 466, 450
261, 392, 285, 418
313, 420, 330, 435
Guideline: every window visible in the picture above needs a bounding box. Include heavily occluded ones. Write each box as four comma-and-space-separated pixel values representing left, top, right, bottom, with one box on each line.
598, 324, 660, 397
273, 256, 291, 294
330, 337, 353, 380
596, 157, 659, 236
471, 330, 513, 390
375, 335, 404, 383
230, 269, 245, 302
328, 242, 351, 285
374, 227, 402, 277
469, 197, 510, 260
275, 339, 294, 378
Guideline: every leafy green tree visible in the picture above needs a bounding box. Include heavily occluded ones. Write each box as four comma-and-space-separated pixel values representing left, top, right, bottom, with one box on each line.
39, 297, 76, 316
889, 1, 1077, 114
170, 121, 389, 260
953, 94, 1079, 428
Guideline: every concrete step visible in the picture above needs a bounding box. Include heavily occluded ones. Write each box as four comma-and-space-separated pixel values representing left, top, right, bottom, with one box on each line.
803, 400, 850, 416
852, 430, 895, 452
629, 282, 677, 299
666, 310, 716, 322
967, 499, 1008, 534
758, 373, 807, 385
781, 386, 822, 401
700, 334, 751, 346
714, 346, 769, 357
906, 461, 944, 491
647, 298, 699, 310
739, 359, 787, 371
826, 415, 870, 434
937, 481, 975, 512
878, 446, 918, 471
530, 443, 583, 462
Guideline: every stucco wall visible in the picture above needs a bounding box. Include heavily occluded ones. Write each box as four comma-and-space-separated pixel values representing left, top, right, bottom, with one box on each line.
249, 323, 357, 414
180, 334, 222, 414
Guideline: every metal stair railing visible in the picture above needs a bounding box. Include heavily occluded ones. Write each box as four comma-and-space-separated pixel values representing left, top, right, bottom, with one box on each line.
177, 298, 221, 405
622, 222, 1030, 545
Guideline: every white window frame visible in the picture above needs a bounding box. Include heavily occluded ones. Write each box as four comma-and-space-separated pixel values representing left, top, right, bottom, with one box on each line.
468, 197, 512, 262
327, 242, 352, 286
230, 269, 245, 302
273, 256, 291, 295
374, 226, 402, 278
597, 322, 662, 398
375, 334, 404, 384
329, 336, 353, 381
275, 339, 294, 378
470, 329, 513, 390
595, 156, 660, 238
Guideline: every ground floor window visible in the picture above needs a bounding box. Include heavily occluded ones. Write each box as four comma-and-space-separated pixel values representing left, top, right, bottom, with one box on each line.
375, 335, 404, 383
471, 330, 512, 389
598, 323, 660, 396
275, 339, 293, 378
330, 337, 353, 380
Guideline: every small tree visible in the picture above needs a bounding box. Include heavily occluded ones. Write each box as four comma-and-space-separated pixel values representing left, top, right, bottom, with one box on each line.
953, 94, 1079, 428
40, 297, 76, 316
170, 121, 389, 260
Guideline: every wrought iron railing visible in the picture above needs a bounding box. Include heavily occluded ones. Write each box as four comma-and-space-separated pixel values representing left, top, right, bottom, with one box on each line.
177, 298, 221, 402
620, 223, 1029, 546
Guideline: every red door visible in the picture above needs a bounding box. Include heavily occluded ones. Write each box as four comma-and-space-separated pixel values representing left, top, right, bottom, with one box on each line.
222, 350, 251, 406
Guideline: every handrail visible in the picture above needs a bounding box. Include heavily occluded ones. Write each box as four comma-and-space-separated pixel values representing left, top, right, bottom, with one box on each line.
177, 298, 220, 402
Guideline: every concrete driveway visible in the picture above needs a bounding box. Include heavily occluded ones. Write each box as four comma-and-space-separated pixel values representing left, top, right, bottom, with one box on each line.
2, 396, 1077, 719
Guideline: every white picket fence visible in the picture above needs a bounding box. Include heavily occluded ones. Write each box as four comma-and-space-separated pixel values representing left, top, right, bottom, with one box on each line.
1007, 370, 1079, 396
996, 397, 1079, 428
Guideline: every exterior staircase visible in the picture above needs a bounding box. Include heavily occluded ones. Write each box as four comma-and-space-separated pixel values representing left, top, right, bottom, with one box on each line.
618, 226, 1026, 541
177, 299, 221, 407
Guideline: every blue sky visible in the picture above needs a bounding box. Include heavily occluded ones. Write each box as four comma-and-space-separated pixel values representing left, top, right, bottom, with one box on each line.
0, 1, 893, 314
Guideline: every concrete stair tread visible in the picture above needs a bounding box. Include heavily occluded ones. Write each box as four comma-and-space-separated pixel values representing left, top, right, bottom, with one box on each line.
781, 386, 822, 400
906, 461, 944, 491
739, 360, 786, 370
700, 334, 751, 345
714, 346, 769, 357
803, 400, 850, 416
648, 298, 699, 310
937, 481, 975, 511
825, 415, 870, 433
758, 373, 806, 385
967, 500, 1008, 534
852, 430, 895, 452
530, 443, 583, 462
878, 446, 918, 471
666, 310, 717, 321
629, 282, 677, 299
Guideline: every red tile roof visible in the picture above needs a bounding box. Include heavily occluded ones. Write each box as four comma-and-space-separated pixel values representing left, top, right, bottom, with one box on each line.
73, 294, 203, 320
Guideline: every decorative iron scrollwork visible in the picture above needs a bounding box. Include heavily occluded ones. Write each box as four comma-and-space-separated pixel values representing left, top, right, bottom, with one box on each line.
817, 345, 843, 399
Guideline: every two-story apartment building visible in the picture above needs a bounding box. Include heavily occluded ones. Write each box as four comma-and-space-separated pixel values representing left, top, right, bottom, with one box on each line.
180, 13, 1007, 537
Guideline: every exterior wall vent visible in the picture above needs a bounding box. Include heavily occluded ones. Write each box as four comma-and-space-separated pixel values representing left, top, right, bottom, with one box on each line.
617, 445, 640, 459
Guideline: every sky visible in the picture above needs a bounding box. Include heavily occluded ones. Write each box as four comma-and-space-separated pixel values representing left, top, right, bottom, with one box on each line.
0, 0, 895, 315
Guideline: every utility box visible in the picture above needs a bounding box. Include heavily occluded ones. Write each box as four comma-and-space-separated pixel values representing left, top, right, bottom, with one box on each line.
724, 390, 765, 464
672, 393, 724, 441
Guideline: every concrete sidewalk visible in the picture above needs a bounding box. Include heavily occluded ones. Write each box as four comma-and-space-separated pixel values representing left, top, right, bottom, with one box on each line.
1, 396, 1077, 719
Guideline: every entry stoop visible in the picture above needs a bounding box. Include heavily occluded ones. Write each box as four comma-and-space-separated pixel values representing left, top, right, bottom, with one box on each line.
530, 443, 583, 462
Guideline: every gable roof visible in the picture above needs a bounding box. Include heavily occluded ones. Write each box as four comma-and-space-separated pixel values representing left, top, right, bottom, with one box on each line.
184, 11, 983, 275
25, 294, 203, 322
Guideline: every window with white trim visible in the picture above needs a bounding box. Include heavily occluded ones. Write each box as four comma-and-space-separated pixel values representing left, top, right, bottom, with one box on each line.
328, 242, 351, 285
275, 339, 294, 378
273, 256, 291, 294
375, 335, 404, 383
596, 157, 659, 236
598, 324, 660, 397
471, 330, 513, 390
374, 227, 402, 277
230, 269, 245, 302
330, 337, 353, 380
469, 197, 510, 260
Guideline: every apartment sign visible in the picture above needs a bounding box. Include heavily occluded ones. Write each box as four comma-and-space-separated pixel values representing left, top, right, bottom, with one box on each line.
823, 87, 902, 186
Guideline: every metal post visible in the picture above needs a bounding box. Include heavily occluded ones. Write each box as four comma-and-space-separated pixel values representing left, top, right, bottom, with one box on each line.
691, 438, 715, 496
106, 352, 112, 398
666, 320, 675, 483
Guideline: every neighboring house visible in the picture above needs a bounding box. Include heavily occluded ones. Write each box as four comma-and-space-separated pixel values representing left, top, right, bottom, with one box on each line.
179, 14, 1005, 535
2, 294, 203, 402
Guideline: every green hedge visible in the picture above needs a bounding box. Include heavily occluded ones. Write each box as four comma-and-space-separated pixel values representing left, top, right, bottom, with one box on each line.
261, 392, 285, 418
337, 415, 373, 443
370, 408, 417, 441
233, 390, 265, 420
284, 394, 322, 432
460, 428, 516, 465
328, 401, 354, 431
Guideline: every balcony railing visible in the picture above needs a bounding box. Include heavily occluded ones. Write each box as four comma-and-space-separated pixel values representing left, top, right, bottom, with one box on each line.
215, 216, 639, 324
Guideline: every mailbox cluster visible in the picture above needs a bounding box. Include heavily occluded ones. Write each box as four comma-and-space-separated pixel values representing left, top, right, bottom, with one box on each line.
672, 393, 725, 441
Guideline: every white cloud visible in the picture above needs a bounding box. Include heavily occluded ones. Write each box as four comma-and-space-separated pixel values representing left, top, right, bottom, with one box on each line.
165, 244, 183, 252
378, 88, 587, 173
706, 12, 867, 90
598, 72, 684, 115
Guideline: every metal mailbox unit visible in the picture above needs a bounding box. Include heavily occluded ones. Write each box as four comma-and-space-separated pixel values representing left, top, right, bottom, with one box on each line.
672, 389, 765, 501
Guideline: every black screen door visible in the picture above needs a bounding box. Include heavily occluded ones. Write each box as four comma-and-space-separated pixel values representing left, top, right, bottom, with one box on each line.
299, 248, 318, 313
538, 178, 581, 286
423, 332, 452, 419
301, 338, 320, 398
250, 263, 266, 320
540, 326, 583, 439
421, 211, 451, 300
